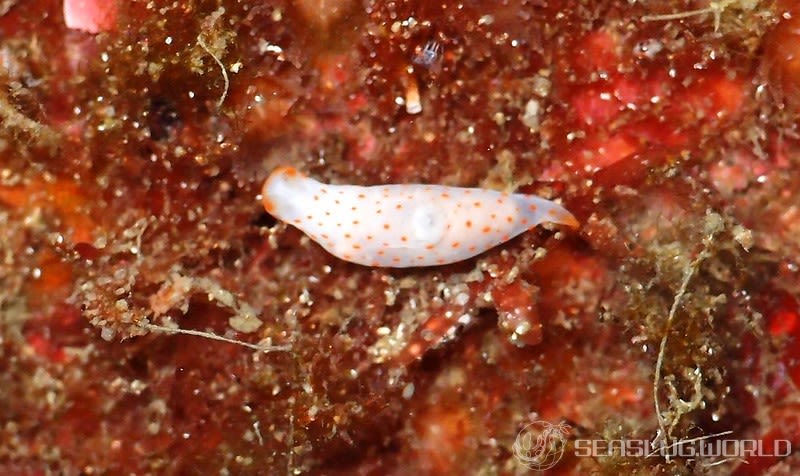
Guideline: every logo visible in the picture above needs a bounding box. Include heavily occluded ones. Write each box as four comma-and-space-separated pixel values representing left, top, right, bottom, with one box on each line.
513, 420, 571, 470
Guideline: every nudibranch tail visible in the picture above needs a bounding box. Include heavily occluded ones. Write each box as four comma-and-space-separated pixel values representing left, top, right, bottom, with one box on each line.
261, 166, 579, 268
520, 195, 580, 229
559, 211, 580, 228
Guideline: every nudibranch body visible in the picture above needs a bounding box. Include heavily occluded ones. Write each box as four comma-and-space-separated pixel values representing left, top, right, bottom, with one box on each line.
261, 166, 578, 268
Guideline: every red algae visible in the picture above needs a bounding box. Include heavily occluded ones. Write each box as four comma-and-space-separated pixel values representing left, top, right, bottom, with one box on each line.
492, 281, 543, 346
2, 0, 800, 474
763, 0, 800, 114
63, 0, 117, 34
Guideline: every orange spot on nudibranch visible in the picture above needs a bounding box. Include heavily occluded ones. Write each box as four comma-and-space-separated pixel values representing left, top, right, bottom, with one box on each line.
401, 236, 408, 242
358, 193, 366, 199
466, 220, 472, 228
353, 244, 361, 249
345, 233, 352, 238
367, 235, 373, 240
441, 193, 450, 198
506, 216, 513, 223
383, 224, 391, 230
451, 242, 460, 248
396, 204, 403, 209
474, 201, 481, 207
378, 250, 385, 256
482, 226, 491, 233
425, 244, 435, 250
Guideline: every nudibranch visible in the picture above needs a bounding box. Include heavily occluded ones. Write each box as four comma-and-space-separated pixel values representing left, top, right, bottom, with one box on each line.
261, 166, 578, 268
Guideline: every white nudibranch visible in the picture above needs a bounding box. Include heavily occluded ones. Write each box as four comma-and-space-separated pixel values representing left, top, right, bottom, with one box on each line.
261, 166, 579, 268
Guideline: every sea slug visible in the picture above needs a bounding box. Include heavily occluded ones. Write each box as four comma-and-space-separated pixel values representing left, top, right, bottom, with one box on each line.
262, 166, 578, 268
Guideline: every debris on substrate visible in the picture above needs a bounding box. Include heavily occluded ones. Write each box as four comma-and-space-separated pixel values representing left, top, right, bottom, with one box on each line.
2, 0, 800, 474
